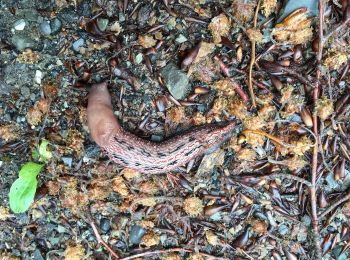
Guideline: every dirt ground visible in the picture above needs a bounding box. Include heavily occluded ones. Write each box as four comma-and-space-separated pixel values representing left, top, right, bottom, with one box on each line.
0, 0, 350, 259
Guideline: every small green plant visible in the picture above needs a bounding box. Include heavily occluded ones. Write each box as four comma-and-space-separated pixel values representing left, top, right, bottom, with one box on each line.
9, 140, 52, 213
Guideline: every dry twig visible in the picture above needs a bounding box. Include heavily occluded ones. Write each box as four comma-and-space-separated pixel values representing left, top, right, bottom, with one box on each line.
119, 248, 226, 260
309, 1, 325, 259
89, 217, 120, 259
241, 129, 293, 147
248, 0, 261, 108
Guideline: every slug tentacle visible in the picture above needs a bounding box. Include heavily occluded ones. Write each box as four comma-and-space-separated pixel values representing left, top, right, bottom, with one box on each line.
87, 82, 236, 174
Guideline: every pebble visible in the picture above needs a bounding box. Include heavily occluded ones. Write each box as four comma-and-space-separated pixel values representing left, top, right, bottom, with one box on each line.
78, 0, 92, 17
62, 157, 73, 167
49, 236, 60, 246
31, 208, 44, 220
100, 218, 111, 233
151, 135, 163, 142
161, 63, 189, 99
129, 225, 146, 245
115, 240, 127, 249
34, 70, 43, 84
11, 34, 37, 51
14, 19, 26, 30
135, 53, 143, 64
175, 34, 187, 43
56, 225, 66, 233
97, 18, 109, 31
33, 249, 44, 260
301, 215, 311, 226
72, 38, 84, 52
50, 18, 62, 34
138, 4, 152, 26
39, 20, 51, 35
278, 224, 289, 235
20, 86, 30, 96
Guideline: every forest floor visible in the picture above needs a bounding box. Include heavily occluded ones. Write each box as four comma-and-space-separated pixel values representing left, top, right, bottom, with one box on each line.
0, 0, 350, 259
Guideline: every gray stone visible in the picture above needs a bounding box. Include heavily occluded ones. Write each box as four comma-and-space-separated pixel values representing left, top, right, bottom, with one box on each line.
138, 4, 152, 26
57, 7, 79, 26
62, 157, 73, 167
278, 224, 289, 235
20, 86, 30, 96
11, 34, 38, 51
97, 18, 109, 31
39, 20, 51, 35
0, 81, 12, 95
175, 34, 187, 43
78, 0, 92, 17
72, 38, 84, 52
100, 218, 111, 232
161, 63, 189, 99
33, 249, 44, 260
50, 18, 62, 34
129, 225, 146, 245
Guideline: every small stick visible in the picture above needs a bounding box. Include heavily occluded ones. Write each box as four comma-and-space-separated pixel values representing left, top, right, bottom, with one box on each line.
309, 1, 325, 259
89, 219, 119, 259
119, 248, 226, 260
248, 0, 261, 108
264, 173, 312, 187
241, 129, 293, 147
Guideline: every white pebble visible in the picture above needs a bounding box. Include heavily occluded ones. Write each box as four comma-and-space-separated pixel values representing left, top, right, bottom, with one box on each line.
14, 19, 26, 30
34, 70, 43, 84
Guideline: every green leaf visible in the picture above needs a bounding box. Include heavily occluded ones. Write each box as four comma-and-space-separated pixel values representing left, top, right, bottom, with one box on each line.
38, 140, 52, 162
9, 177, 38, 213
18, 162, 43, 179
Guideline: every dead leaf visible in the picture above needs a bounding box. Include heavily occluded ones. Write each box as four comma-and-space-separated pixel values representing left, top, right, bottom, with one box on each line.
196, 149, 225, 177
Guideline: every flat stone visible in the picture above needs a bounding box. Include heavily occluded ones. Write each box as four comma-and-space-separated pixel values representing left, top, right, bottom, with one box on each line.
39, 20, 51, 35
62, 157, 73, 167
50, 18, 62, 34
97, 18, 109, 31
11, 34, 37, 51
175, 34, 187, 43
161, 63, 189, 99
33, 249, 44, 260
14, 19, 26, 30
129, 225, 146, 245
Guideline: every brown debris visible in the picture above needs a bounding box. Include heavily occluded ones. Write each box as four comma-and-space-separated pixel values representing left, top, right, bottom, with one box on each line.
272, 8, 313, 44
183, 197, 203, 217
0, 124, 19, 142
64, 243, 85, 260
208, 14, 231, 43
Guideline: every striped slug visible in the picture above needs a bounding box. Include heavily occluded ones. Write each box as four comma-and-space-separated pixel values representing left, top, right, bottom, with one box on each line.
87, 82, 236, 174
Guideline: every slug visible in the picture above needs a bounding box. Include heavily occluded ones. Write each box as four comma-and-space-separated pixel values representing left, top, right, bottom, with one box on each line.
87, 82, 236, 174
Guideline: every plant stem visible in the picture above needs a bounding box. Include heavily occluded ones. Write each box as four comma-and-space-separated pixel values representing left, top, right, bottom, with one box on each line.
309, 1, 325, 259
248, 0, 261, 108
89, 219, 120, 259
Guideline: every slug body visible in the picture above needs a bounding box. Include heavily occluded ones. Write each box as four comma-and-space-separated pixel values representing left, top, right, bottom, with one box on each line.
87, 82, 236, 174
